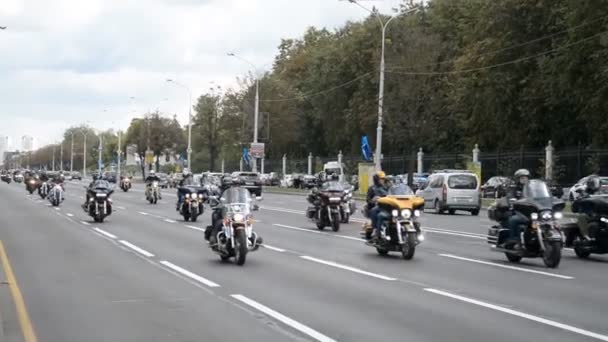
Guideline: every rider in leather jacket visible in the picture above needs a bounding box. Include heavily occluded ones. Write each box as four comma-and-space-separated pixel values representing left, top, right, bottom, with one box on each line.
572, 176, 601, 240
367, 171, 389, 240
504, 169, 530, 244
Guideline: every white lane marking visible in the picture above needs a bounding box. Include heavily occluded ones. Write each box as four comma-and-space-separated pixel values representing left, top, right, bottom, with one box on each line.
274, 224, 365, 242
160, 261, 220, 287
300, 255, 396, 281
231, 294, 337, 342
439, 254, 573, 280
138, 211, 148, 216
263, 244, 286, 253
118, 240, 155, 258
116, 206, 126, 210
424, 228, 486, 239
425, 226, 486, 238
185, 225, 206, 232
54, 207, 60, 211
425, 288, 608, 342
81, 221, 91, 226
94, 227, 117, 239
164, 219, 176, 223
66, 213, 74, 217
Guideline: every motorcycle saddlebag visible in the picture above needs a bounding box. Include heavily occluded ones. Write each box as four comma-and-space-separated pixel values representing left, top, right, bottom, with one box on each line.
488, 205, 509, 222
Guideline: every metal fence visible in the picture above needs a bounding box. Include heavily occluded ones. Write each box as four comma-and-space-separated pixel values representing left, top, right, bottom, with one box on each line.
223, 145, 608, 186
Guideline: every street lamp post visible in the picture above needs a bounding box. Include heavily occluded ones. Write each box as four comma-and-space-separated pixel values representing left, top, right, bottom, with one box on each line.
166, 79, 192, 171
347, 1, 418, 170
70, 133, 74, 173
60, 142, 64, 171
228, 52, 261, 172
52, 145, 56, 171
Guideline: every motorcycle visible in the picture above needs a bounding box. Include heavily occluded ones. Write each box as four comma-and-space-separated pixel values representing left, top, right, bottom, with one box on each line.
146, 181, 161, 204
306, 181, 345, 232
25, 178, 39, 194
487, 179, 565, 268
562, 193, 608, 258
38, 181, 49, 199
85, 186, 113, 223
120, 176, 132, 192
1, 174, 11, 184
178, 186, 206, 222
340, 185, 356, 223
361, 183, 425, 259
206, 188, 263, 265
48, 183, 64, 207
13, 174, 24, 183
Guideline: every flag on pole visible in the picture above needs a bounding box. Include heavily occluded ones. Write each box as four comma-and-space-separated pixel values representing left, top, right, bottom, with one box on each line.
361, 135, 372, 161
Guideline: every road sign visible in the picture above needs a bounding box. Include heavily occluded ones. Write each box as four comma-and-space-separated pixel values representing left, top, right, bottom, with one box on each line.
250, 143, 265, 158
145, 149, 154, 164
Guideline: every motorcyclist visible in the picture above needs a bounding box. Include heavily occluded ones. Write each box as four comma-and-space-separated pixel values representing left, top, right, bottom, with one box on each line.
82, 173, 102, 208
176, 168, 194, 210
504, 169, 531, 245
572, 176, 601, 240
366, 171, 390, 240
145, 170, 162, 199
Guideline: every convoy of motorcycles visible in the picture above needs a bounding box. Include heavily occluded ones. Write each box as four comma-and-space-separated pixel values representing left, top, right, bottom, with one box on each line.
2, 167, 607, 269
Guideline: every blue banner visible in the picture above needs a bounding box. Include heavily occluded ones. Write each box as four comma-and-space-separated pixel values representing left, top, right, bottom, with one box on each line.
361, 135, 372, 161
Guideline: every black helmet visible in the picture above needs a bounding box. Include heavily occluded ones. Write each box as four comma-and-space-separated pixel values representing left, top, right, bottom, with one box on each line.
330, 172, 339, 181
586, 175, 601, 194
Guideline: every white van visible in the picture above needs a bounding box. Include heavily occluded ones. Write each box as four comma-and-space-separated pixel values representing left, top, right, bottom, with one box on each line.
323, 161, 344, 181
419, 170, 481, 215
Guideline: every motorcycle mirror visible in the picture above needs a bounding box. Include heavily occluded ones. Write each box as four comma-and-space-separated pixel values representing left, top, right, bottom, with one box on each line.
252, 204, 260, 211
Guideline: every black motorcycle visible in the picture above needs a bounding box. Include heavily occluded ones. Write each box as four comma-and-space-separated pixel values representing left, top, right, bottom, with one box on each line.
178, 186, 206, 222
85, 184, 113, 223
487, 179, 565, 268
562, 194, 608, 258
1, 174, 11, 184
306, 181, 344, 232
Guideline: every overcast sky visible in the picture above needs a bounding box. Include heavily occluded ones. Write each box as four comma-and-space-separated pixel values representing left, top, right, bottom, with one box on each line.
0, 0, 402, 150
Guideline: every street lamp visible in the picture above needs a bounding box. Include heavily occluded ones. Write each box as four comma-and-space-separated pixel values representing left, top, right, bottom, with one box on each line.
166, 79, 192, 171
227, 52, 261, 172
346, 0, 419, 170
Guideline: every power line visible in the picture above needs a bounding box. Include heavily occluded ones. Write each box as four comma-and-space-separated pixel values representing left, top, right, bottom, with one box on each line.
386, 14, 608, 71
260, 71, 375, 103
385, 29, 607, 76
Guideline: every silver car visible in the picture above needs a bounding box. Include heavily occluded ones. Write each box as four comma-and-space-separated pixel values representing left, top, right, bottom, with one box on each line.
420, 171, 481, 215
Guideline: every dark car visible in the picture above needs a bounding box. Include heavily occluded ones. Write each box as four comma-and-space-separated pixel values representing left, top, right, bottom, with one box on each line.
481, 176, 510, 198
301, 175, 318, 189
71, 172, 82, 180
102, 172, 118, 183
231, 172, 262, 196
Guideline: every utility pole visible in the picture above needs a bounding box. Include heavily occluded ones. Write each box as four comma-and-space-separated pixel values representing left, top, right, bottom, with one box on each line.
117, 131, 122, 177
60, 142, 64, 171
83, 134, 87, 178
70, 133, 74, 173
52, 145, 56, 171
98, 133, 103, 175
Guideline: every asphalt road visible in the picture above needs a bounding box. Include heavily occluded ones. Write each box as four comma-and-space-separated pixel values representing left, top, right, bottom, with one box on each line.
1, 180, 607, 342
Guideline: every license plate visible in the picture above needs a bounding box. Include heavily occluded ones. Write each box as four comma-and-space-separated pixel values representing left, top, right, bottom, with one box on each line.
246, 182, 254, 185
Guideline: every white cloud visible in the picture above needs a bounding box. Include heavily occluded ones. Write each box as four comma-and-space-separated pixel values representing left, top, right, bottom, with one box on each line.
0, 0, 402, 147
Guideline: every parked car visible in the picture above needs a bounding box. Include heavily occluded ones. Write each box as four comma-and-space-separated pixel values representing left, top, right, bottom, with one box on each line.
169, 173, 182, 188
481, 176, 510, 198
231, 172, 262, 196
568, 175, 608, 201
281, 174, 294, 188
419, 170, 481, 215
301, 175, 318, 189
70, 172, 82, 180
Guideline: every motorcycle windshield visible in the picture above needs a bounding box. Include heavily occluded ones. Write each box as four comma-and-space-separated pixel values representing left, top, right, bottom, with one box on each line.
388, 184, 414, 196
223, 187, 252, 214
522, 180, 551, 199
92, 180, 111, 190
321, 181, 344, 192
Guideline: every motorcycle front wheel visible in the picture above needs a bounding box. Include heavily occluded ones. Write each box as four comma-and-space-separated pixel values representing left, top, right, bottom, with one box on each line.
542, 241, 562, 268
401, 233, 416, 260
331, 213, 340, 232
234, 230, 248, 266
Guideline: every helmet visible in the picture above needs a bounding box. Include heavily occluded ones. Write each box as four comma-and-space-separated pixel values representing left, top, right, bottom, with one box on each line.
330, 172, 339, 181
92, 173, 100, 181
514, 169, 530, 179
150, 170, 156, 175
373, 171, 386, 186
586, 175, 601, 194
183, 168, 191, 176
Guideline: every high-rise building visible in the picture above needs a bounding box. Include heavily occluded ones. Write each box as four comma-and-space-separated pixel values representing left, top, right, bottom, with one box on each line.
0, 136, 9, 167
21, 135, 34, 152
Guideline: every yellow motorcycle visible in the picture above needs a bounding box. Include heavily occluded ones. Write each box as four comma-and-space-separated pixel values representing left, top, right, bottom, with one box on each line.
361, 183, 425, 259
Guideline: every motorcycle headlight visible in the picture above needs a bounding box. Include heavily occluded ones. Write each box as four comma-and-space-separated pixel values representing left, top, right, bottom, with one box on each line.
29, 180, 35, 184
541, 211, 552, 221
600, 217, 608, 223
96, 193, 107, 198
185, 193, 190, 198
531, 213, 539, 220
391, 209, 399, 217
329, 197, 341, 202
418, 233, 425, 241
233, 213, 245, 222
414, 209, 421, 217
153, 181, 158, 186
553, 212, 563, 220
401, 209, 412, 218
89, 197, 94, 202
